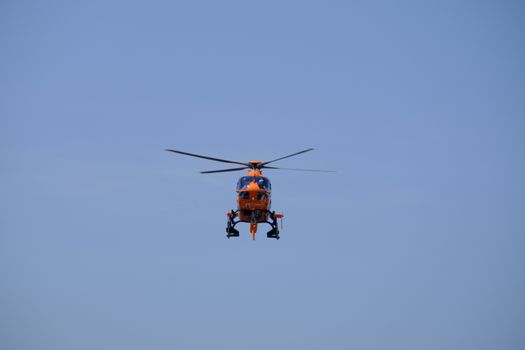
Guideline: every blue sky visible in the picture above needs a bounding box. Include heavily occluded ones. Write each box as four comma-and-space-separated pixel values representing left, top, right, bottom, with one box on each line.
1, 1, 524, 349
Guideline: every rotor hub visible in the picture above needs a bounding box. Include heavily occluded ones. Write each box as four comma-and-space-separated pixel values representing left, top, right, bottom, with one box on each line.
249, 160, 262, 169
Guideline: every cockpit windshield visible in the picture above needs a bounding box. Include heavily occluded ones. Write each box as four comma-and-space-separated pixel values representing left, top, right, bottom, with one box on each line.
236, 176, 271, 191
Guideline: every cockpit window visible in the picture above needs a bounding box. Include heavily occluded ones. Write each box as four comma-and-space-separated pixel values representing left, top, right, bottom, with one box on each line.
256, 177, 270, 190
236, 177, 252, 190
236, 176, 271, 191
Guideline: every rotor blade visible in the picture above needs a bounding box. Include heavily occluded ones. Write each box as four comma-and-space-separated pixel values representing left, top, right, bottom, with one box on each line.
200, 167, 249, 174
260, 148, 315, 166
165, 149, 250, 167
263, 166, 339, 173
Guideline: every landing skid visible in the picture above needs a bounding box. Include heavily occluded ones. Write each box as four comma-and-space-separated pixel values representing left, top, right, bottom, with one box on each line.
226, 210, 282, 240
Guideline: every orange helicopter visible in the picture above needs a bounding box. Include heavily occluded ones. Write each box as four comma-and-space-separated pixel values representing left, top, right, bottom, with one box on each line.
165, 148, 335, 240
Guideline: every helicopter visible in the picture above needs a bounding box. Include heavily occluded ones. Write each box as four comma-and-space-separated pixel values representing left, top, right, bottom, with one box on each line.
165, 148, 335, 240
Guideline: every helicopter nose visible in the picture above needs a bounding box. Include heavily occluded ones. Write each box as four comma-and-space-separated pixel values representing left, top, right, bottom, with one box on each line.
246, 182, 260, 199
246, 182, 260, 192
238, 182, 263, 201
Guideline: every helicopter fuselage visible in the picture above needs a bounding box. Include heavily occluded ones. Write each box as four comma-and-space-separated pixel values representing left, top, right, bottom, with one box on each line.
236, 168, 272, 223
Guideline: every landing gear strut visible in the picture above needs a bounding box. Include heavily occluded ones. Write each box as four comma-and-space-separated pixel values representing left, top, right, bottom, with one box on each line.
225, 210, 282, 240
226, 210, 239, 238
266, 211, 280, 240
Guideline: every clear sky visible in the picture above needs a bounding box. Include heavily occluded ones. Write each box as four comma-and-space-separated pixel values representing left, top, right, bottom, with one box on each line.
1, 1, 524, 349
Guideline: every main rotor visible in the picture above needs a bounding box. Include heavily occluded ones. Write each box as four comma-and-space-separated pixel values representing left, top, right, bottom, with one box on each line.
165, 148, 336, 174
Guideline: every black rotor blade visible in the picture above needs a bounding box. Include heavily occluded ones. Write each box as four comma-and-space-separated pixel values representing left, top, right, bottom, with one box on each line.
260, 148, 315, 166
200, 167, 249, 174
263, 166, 338, 173
165, 149, 250, 167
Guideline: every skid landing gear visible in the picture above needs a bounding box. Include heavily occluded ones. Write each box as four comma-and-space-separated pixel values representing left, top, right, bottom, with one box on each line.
226, 210, 239, 239
225, 210, 283, 240
266, 211, 281, 240
226, 223, 239, 238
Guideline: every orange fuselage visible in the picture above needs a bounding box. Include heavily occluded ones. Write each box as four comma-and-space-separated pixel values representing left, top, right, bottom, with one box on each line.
236, 168, 271, 223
